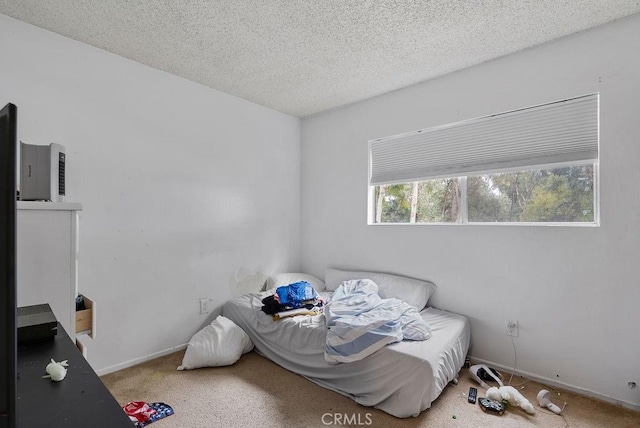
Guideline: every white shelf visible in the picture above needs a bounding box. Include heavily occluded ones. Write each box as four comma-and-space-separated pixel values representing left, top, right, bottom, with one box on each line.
17, 201, 82, 211
16, 202, 90, 346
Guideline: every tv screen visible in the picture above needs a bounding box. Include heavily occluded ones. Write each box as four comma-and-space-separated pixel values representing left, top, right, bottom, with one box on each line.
0, 102, 17, 428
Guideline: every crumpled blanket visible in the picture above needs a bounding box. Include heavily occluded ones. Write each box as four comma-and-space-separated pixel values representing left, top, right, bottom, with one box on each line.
324, 279, 431, 364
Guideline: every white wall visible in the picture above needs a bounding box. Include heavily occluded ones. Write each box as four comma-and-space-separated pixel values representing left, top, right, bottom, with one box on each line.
0, 15, 301, 373
301, 14, 640, 408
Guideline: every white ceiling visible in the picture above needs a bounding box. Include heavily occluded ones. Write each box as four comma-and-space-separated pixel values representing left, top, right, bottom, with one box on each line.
1, 1, 639, 117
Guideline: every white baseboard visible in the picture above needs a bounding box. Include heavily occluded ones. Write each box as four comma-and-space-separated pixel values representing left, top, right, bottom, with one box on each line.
96, 343, 187, 376
469, 355, 640, 412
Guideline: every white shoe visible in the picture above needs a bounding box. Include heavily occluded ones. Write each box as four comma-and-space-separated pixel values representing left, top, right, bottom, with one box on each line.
469, 364, 504, 389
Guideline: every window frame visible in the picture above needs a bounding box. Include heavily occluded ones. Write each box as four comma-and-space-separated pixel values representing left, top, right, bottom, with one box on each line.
368, 94, 600, 227
368, 161, 599, 227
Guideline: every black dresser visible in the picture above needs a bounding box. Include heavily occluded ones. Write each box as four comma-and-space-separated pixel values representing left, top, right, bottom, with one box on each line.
17, 323, 132, 427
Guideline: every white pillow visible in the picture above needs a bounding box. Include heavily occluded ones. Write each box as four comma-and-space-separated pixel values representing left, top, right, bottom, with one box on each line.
325, 268, 436, 310
264, 272, 326, 292
177, 316, 253, 370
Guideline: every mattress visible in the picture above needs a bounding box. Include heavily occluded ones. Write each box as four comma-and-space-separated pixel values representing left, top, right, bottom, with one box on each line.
222, 291, 470, 418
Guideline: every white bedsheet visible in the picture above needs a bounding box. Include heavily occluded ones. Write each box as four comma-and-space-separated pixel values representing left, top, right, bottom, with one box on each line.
222, 291, 470, 418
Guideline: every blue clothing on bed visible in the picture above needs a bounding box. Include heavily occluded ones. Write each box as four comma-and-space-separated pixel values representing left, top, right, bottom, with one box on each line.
276, 281, 317, 308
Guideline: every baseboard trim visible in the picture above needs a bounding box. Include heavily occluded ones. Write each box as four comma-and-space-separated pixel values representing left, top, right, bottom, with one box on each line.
469, 355, 640, 412
96, 343, 187, 376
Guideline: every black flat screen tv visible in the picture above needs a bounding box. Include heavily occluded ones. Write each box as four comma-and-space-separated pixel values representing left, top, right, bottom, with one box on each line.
0, 102, 17, 428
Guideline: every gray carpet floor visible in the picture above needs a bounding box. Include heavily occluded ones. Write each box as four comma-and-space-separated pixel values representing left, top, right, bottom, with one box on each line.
101, 350, 640, 428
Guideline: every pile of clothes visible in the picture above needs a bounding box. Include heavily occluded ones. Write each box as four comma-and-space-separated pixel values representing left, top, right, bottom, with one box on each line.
261, 281, 324, 320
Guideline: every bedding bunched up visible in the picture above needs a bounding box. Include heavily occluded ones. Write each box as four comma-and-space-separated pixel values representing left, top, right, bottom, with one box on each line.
324, 279, 432, 364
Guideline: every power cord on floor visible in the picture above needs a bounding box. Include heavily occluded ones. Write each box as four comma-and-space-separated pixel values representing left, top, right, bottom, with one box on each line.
511, 378, 563, 396
507, 333, 569, 427
539, 403, 570, 427
508, 333, 516, 386
507, 334, 563, 395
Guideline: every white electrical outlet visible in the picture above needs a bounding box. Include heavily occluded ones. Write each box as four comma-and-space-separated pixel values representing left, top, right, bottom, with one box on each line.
199, 298, 212, 314
507, 320, 519, 337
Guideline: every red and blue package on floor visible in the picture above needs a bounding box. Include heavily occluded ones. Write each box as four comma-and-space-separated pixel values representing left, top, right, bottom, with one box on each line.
123, 401, 174, 427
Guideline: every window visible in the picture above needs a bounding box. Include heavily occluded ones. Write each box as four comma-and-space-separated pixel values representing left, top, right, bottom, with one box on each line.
369, 94, 599, 225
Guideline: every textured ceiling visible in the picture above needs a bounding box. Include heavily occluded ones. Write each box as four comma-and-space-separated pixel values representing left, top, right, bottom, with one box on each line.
0, 1, 639, 117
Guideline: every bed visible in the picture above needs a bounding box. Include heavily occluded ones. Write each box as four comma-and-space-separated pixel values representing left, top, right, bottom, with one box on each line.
221, 269, 470, 418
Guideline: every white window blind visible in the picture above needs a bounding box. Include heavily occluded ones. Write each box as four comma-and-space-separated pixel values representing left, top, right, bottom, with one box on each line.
369, 94, 599, 186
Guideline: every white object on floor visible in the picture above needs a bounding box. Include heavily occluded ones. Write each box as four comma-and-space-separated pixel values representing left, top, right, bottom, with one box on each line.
177, 315, 253, 370
537, 389, 565, 414
487, 385, 535, 414
469, 364, 504, 389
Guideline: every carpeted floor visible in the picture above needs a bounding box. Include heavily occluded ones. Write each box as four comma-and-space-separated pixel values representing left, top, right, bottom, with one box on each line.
101, 350, 640, 428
